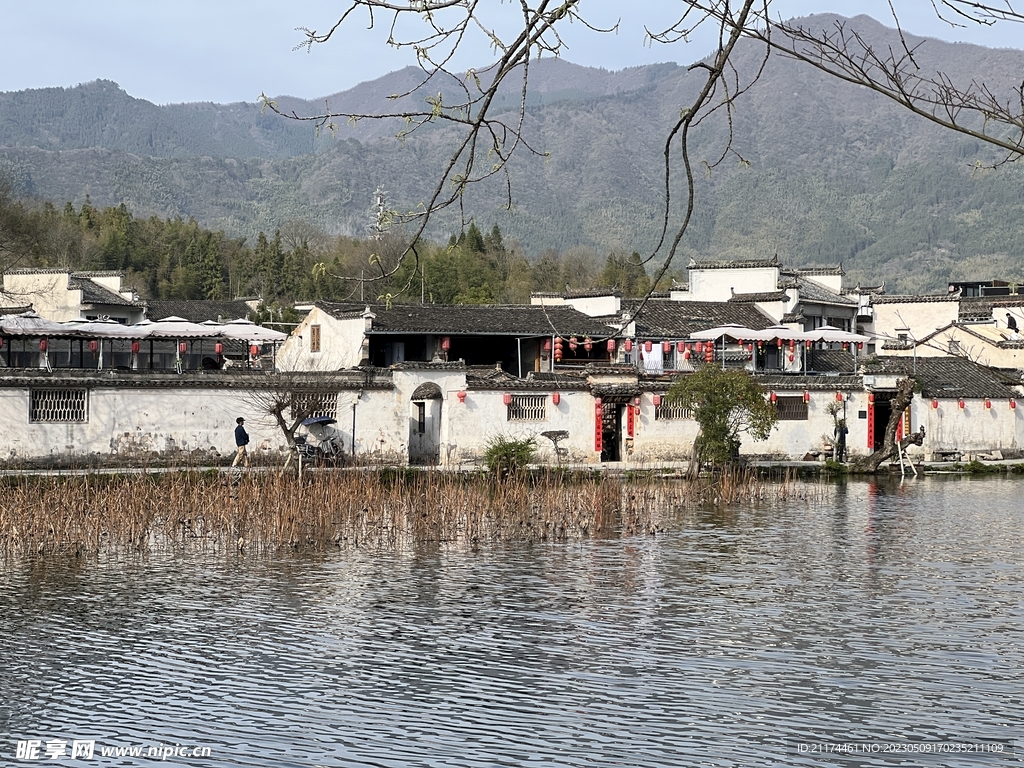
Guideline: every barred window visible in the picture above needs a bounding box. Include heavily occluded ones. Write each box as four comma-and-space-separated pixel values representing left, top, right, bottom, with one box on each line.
310, 324, 322, 353
507, 394, 546, 421
655, 400, 691, 420
291, 391, 338, 420
416, 402, 426, 434
774, 396, 809, 420
30, 389, 88, 423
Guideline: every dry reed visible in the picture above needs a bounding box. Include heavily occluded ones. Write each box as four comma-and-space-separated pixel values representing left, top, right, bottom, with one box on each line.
0, 466, 830, 557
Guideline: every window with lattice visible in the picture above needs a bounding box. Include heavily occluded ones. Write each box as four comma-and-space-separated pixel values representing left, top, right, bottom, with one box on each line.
655, 400, 691, 420
507, 394, 546, 421
310, 324, 322, 353
291, 391, 338, 420
774, 396, 809, 420
30, 389, 88, 423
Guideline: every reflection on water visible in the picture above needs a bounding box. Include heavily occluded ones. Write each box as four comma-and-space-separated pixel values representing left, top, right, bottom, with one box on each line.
2, 476, 1022, 767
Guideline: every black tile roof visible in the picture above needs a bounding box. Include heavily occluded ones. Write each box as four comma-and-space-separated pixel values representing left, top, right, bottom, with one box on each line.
794, 277, 857, 306
873, 293, 960, 304
316, 301, 613, 337
863, 356, 1021, 399
620, 299, 773, 337
145, 300, 253, 323
728, 290, 790, 303
690, 256, 780, 270
69, 277, 139, 306
781, 264, 845, 277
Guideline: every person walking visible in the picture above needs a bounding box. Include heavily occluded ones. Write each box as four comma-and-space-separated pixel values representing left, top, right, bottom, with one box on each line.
232, 417, 250, 467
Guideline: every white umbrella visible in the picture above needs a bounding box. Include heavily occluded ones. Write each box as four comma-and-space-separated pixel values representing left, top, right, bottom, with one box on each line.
806, 325, 870, 343
0, 311, 71, 336
760, 324, 814, 341
689, 324, 765, 340
146, 316, 222, 338
71, 319, 153, 339
217, 318, 288, 342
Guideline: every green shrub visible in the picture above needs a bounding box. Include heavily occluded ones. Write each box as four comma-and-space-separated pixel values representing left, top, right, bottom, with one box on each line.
484, 435, 537, 477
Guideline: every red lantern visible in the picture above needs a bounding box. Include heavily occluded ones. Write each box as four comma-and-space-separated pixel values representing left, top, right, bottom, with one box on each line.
704, 344, 714, 362
985, 399, 992, 409
803, 391, 810, 403
737, 338, 744, 346
868, 393, 874, 404
770, 391, 778, 403
594, 397, 602, 407
805, 340, 812, 349
569, 339, 578, 351
932, 399, 939, 409
441, 336, 451, 351
131, 340, 141, 354
178, 342, 188, 354
662, 341, 671, 354
958, 399, 965, 409
777, 338, 783, 348
214, 342, 223, 355
249, 344, 259, 357
789, 339, 795, 350
683, 348, 691, 360
746, 343, 753, 352
788, 353, 794, 362
644, 340, 652, 353
552, 391, 560, 405
457, 391, 467, 403
1011, 399, 1017, 410
857, 342, 864, 351
653, 394, 662, 406
503, 392, 512, 405
624, 339, 633, 353
842, 342, 849, 351
584, 339, 592, 352
543, 338, 552, 352
836, 392, 843, 402
88, 339, 98, 353
39, 339, 48, 352
606, 338, 616, 353
676, 341, 685, 353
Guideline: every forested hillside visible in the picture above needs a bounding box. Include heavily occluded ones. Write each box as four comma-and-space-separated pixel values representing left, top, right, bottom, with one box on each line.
2, 14, 1024, 292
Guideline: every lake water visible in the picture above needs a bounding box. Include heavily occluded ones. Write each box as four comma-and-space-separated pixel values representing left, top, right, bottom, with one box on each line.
1, 476, 1021, 767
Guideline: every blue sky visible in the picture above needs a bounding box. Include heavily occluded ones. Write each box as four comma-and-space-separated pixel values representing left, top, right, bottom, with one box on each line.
1, 1, 1020, 104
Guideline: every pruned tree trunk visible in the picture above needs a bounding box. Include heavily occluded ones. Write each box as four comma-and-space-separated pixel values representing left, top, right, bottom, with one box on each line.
854, 377, 925, 473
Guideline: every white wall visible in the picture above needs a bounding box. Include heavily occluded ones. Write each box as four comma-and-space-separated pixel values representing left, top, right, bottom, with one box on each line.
687, 267, 780, 302
872, 301, 959, 346
0, 385, 280, 463
276, 307, 367, 371
912, 398, 1021, 459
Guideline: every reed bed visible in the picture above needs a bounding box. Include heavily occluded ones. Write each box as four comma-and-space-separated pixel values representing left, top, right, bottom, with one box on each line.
0, 466, 831, 557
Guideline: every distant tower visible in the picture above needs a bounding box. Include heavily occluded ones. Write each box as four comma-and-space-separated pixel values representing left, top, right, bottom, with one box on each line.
367, 186, 389, 240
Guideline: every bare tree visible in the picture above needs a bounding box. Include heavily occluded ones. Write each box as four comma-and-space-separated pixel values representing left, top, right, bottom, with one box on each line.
262, 1, 1023, 317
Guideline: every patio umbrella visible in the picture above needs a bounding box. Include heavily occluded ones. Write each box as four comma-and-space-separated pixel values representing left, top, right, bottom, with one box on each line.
71, 319, 153, 339
805, 325, 871, 343
146, 316, 222, 338
0, 311, 72, 337
689, 324, 766, 340
216, 318, 288, 342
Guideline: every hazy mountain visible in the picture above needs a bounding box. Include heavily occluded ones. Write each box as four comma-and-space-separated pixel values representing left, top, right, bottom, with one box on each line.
2, 13, 1024, 292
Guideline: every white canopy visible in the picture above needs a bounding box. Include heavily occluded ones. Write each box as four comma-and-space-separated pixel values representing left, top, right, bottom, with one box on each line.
146, 316, 223, 339
0, 312, 71, 336
215, 318, 288, 342
805, 325, 871, 343
689, 324, 765, 341
70, 319, 152, 339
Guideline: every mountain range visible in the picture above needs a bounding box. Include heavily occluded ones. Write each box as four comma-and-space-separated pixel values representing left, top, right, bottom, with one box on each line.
2, 13, 1023, 293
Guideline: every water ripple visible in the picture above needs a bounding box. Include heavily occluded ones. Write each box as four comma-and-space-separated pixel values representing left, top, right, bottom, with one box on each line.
2, 477, 1022, 767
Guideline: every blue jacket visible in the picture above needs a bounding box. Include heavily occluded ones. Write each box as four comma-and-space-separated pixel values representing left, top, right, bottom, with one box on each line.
235, 424, 249, 447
